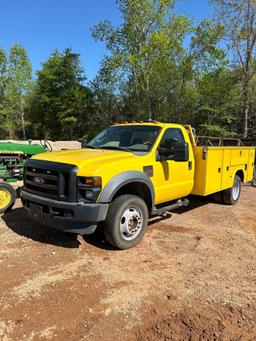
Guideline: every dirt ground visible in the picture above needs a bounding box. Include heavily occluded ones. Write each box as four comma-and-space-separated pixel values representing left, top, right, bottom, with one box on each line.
0, 185, 255, 341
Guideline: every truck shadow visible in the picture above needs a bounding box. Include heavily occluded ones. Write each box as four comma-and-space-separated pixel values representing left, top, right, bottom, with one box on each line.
151, 195, 212, 218
82, 228, 117, 251
172, 195, 212, 214
3, 208, 117, 250
3, 196, 212, 251
84, 196, 212, 249
2, 208, 81, 249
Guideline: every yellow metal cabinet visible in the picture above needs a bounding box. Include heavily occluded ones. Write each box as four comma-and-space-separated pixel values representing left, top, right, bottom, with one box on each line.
192, 146, 255, 196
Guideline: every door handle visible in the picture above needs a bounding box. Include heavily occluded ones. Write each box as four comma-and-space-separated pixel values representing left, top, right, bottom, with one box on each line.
188, 161, 192, 170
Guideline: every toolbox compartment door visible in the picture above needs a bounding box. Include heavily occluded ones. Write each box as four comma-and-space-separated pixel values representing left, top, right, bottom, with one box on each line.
246, 149, 255, 182
192, 147, 223, 196
221, 150, 232, 189
204, 149, 223, 195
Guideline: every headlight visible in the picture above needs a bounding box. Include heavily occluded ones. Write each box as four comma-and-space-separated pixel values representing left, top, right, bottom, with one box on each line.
78, 176, 102, 188
77, 176, 102, 202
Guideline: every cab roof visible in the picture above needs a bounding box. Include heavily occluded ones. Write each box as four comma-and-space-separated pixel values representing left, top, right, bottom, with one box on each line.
111, 121, 183, 128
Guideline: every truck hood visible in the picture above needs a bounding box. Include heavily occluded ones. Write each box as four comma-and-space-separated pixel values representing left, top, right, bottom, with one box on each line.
32, 148, 140, 174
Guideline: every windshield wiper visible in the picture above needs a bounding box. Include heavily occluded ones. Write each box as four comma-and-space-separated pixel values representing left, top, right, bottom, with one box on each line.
99, 146, 131, 152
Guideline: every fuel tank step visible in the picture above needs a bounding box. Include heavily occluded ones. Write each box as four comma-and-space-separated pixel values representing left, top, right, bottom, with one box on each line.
151, 198, 189, 216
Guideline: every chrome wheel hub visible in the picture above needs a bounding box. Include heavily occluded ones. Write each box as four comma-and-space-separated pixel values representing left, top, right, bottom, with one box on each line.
120, 207, 143, 241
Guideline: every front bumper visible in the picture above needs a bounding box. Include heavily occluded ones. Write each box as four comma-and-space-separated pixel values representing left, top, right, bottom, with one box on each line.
21, 190, 109, 234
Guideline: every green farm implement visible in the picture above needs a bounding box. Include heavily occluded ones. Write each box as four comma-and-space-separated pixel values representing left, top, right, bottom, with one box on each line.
0, 140, 50, 213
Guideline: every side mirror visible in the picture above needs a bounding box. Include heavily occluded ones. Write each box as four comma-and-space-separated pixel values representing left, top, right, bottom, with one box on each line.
157, 146, 174, 161
174, 142, 189, 162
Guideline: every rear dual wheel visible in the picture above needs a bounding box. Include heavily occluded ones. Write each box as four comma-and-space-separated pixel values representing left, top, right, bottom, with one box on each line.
223, 175, 241, 205
0, 182, 16, 214
213, 175, 241, 205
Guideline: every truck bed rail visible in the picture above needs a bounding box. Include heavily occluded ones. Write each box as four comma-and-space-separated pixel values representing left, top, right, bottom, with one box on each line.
195, 136, 244, 146
182, 125, 244, 147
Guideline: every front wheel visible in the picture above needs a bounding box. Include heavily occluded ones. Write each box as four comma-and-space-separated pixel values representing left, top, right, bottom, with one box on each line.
223, 175, 241, 205
0, 182, 16, 214
104, 195, 149, 250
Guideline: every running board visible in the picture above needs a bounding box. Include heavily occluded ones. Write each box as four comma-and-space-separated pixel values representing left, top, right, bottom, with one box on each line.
151, 198, 189, 216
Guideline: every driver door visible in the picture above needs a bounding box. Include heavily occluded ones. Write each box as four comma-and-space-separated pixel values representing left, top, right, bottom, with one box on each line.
153, 128, 194, 204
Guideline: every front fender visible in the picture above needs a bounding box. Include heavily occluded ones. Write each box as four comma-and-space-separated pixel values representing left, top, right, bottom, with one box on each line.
98, 171, 155, 209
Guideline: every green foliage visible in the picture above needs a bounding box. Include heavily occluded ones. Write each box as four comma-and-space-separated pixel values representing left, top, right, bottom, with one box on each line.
91, 0, 234, 136
210, 0, 256, 138
92, 0, 193, 121
194, 68, 237, 136
0, 0, 255, 141
0, 44, 32, 139
27, 48, 92, 140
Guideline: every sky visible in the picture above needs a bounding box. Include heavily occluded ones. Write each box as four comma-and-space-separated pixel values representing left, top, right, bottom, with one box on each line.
0, 0, 213, 81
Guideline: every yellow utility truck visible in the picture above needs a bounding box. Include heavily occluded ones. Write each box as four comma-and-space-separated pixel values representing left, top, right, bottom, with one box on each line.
21, 122, 255, 249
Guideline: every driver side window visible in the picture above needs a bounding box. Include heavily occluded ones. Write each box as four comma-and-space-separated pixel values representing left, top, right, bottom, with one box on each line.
158, 128, 185, 159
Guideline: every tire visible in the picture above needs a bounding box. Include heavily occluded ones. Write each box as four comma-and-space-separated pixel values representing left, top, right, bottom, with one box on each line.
0, 182, 16, 214
223, 175, 241, 205
104, 194, 149, 250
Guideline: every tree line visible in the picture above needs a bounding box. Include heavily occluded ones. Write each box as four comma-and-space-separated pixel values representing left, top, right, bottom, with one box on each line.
0, 0, 256, 141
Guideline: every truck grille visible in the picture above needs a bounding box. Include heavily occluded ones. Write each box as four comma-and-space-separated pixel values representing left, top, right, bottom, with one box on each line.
24, 160, 78, 202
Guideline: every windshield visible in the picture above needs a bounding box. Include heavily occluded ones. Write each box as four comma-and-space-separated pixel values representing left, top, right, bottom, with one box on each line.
87, 125, 161, 152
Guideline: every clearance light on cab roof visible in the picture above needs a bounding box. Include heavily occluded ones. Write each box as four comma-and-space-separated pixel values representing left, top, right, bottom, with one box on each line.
112, 120, 160, 125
